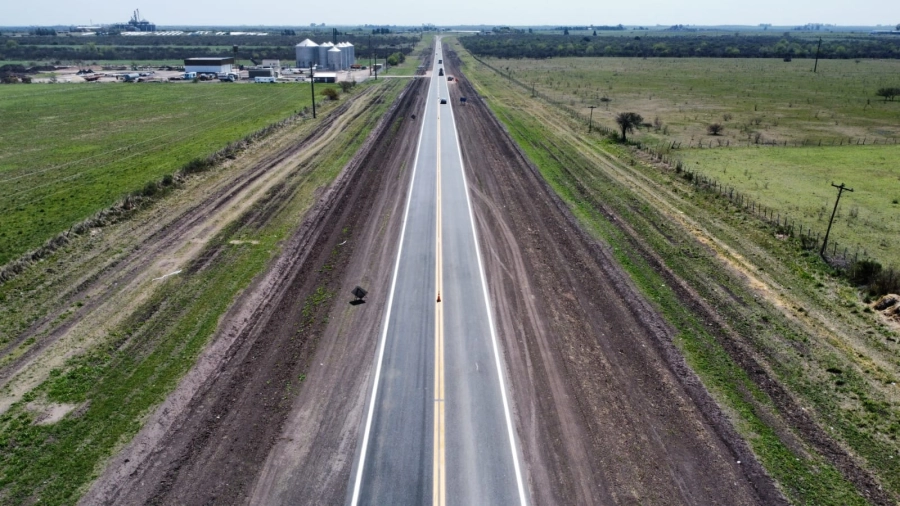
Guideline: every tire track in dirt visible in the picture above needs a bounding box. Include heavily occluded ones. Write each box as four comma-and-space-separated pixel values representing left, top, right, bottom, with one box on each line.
444, 46, 786, 505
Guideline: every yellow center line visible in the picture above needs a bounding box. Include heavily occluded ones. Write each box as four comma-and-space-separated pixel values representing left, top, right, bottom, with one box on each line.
433, 95, 447, 506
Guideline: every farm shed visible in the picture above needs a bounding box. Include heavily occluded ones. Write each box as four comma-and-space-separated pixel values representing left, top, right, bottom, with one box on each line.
183, 57, 235, 75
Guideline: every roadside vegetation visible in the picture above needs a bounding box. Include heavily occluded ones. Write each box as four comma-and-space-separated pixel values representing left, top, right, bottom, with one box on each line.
0, 78, 405, 505
451, 37, 900, 504
0, 81, 341, 266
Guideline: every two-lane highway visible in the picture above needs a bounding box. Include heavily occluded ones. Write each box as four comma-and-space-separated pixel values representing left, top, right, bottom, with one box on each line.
348, 38, 527, 506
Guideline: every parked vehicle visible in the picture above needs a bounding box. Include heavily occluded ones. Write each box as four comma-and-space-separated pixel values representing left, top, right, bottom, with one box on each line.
183, 72, 197, 80
254, 77, 277, 83
217, 72, 240, 82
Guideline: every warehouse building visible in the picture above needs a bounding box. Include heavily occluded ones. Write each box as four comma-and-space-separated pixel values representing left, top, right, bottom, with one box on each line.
184, 57, 235, 75
295, 39, 355, 71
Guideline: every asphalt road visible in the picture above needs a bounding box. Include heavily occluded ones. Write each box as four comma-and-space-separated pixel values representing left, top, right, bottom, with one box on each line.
348, 39, 527, 506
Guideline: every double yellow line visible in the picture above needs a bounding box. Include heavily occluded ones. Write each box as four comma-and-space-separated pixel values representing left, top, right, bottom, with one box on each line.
432, 99, 447, 506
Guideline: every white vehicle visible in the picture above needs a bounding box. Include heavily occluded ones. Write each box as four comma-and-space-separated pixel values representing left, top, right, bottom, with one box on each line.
254, 77, 277, 83
183, 72, 197, 80
217, 72, 240, 82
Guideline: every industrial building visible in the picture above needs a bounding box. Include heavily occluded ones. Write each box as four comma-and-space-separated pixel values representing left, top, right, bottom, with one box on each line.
184, 57, 235, 75
295, 39, 356, 70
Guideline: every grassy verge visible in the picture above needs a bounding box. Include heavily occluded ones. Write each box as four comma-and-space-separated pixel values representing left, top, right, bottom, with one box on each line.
454, 39, 899, 504
0, 79, 404, 505
0, 81, 339, 265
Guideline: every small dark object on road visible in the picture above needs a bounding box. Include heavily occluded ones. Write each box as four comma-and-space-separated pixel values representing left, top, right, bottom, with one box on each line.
351, 286, 368, 305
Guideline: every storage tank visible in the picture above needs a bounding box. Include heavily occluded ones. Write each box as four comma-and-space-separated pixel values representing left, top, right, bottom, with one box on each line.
346, 42, 355, 66
336, 42, 349, 69
318, 42, 334, 69
327, 46, 342, 70
295, 39, 319, 68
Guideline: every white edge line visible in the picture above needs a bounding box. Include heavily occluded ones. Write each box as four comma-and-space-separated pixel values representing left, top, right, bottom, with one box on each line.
349, 61, 434, 506
444, 46, 529, 506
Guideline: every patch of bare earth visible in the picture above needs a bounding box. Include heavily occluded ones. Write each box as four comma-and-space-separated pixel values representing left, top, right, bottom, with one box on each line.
445, 48, 785, 505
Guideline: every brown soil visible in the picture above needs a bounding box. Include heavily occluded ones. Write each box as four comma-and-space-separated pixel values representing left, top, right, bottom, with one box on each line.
444, 47, 786, 505
81, 77, 428, 505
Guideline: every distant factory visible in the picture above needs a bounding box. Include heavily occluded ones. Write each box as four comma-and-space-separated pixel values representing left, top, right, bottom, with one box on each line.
113, 9, 156, 32
295, 39, 356, 71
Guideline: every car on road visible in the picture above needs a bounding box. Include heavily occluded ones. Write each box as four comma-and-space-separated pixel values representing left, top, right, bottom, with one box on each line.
440, 98, 447, 104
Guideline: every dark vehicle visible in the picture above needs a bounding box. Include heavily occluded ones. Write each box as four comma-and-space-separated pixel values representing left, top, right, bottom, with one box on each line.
440, 98, 447, 104
438, 59, 442, 64
438, 68, 444, 76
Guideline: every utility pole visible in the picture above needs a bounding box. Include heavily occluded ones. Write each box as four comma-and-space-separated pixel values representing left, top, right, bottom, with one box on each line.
587, 105, 597, 133
813, 37, 822, 73
310, 64, 317, 119
820, 182, 853, 258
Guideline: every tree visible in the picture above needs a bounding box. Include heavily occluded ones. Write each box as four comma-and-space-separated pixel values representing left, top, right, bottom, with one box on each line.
876, 87, 899, 102
615, 112, 643, 142
707, 123, 724, 135
338, 80, 355, 93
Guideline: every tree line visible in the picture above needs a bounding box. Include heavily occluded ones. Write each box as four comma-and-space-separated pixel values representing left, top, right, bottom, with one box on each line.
460, 33, 900, 59
0, 33, 419, 63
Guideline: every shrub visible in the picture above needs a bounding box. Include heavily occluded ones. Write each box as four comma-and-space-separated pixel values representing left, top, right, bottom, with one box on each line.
848, 259, 882, 286
321, 87, 339, 101
338, 80, 355, 93
707, 123, 724, 135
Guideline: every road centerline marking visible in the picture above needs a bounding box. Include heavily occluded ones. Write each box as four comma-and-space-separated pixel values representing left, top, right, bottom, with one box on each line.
433, 94, 447, 506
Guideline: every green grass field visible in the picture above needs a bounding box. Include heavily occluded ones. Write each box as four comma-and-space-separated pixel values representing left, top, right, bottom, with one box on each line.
482, 56, 900, 146
0, 81, 337, 266
682, 145, 900, 267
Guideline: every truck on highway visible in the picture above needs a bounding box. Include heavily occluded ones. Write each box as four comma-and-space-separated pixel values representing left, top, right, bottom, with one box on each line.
438, 68, 444, 76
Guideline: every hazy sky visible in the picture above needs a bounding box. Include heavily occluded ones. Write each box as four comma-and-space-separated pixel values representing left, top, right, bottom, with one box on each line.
1, 0, 896, 27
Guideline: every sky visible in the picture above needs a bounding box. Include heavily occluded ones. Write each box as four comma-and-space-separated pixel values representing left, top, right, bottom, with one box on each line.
0, 0, 896, 28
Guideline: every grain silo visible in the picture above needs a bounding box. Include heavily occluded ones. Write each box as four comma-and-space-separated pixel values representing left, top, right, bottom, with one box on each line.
336, 42, 348, 69
346, 42, 355, 66
295, 39, 319, 68
327, 46, 342, 70
318, 42, 334, 69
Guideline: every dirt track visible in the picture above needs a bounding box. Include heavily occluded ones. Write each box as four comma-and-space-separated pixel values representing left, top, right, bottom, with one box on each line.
443, 47, 786, 505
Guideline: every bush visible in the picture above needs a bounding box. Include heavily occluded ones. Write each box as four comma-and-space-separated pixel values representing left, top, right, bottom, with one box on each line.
321, 87, 339, 101
848, 259, 882, 285
338, 80, 355, 93
870, 268, 900, 297
707, 123, 724, 135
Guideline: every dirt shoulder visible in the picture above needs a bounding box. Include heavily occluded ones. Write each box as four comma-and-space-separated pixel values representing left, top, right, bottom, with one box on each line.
80, 77, 427, 505
445, 46, 785, 505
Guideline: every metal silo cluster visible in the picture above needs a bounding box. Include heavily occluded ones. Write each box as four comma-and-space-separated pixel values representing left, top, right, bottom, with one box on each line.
295, 39, 355, 71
